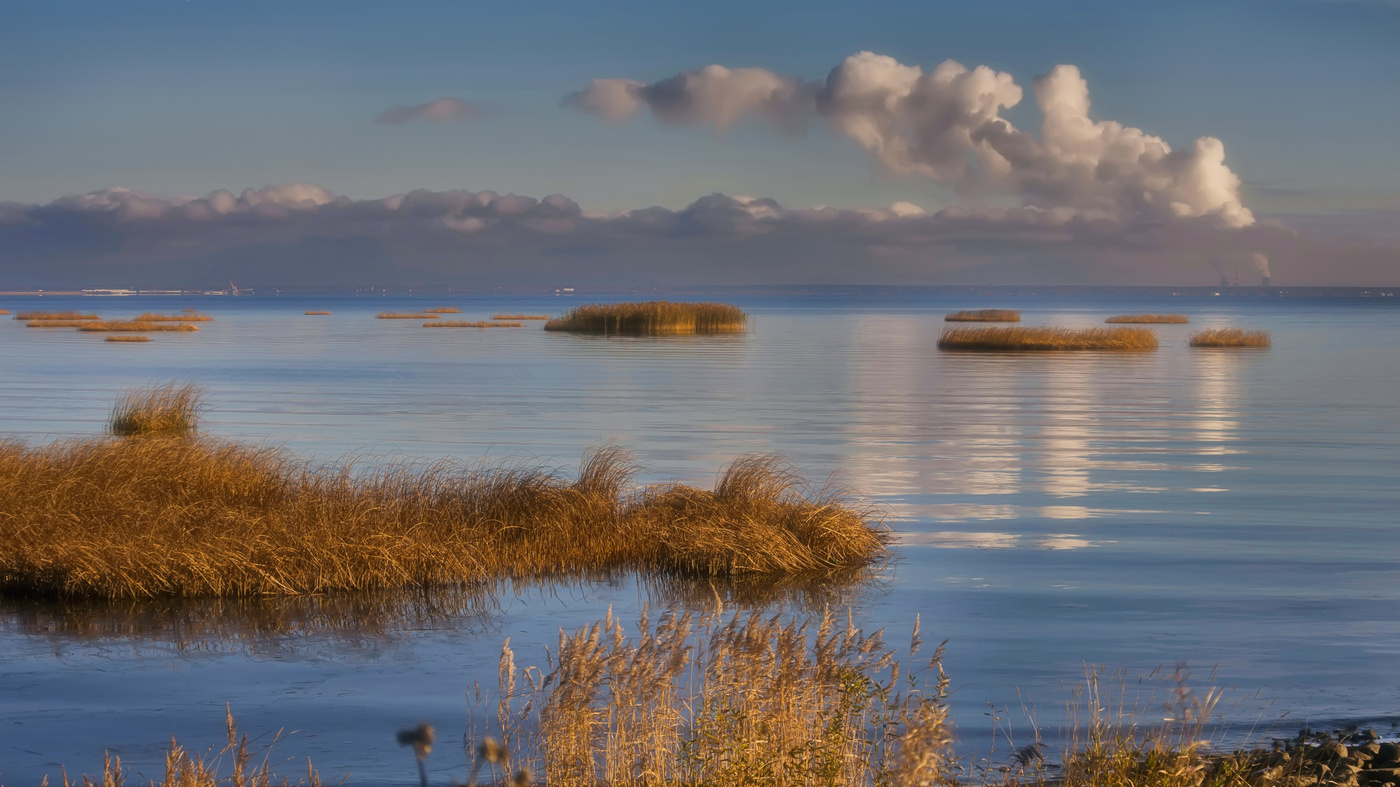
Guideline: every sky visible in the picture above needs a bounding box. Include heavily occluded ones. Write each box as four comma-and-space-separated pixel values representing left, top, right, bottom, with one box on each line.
2, 0, 1398, 288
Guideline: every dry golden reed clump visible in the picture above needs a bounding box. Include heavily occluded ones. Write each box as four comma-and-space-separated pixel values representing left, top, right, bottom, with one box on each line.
25, 320, 103, 328
424, 321, 525, 328
107, 383, 206, 438
304, 310, 333, 315
79, 321, 199, 332
493, 313, 551, 320
944, 309, 1021, 322
16, 311, 100, 321
423, 306, 463, 313
1105, 314, 1189, 324
135, 312, 213, 322
938, 326, 1159, 351
1189, 328, 1272, 348
379, 311, 441, 319
545, 301, 748, 335
104, 336, 151, 343
0, 390, 885, 599
0, 308, 9, 314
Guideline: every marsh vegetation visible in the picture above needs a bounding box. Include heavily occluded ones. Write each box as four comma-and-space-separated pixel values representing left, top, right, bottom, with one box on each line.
492, 313, 551, 320
944, 309, 1021, 322
78, 321, 199, 332
16, 311, 100, 321
135, 312, 213, 322
378, 312, 442, 319
304, 310, 333, 315
424, 321, 526, 328
544, 301, 748, 335
938, 326, 1159, 351
104, 335, 151, 343
424, 307, 463, 313
1189, 328, 1272, 348
1105, 314, 1189, 324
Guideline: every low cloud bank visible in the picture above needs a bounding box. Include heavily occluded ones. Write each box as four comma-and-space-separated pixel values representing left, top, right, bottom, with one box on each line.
375, 97, 483, 124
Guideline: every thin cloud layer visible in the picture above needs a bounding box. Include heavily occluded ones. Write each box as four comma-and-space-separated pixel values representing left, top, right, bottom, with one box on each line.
567, 52, 1254, 228
375, 97, 483, 124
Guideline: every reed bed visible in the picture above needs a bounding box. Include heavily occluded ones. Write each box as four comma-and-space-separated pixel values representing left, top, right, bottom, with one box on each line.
493, 313, 551, 320
1105, 314, 1189, 324
25, 319, 102, 328
135, 311, 213, 322
938, 326, 1158, 351
1189, 328, 1272, 348
378, 311, 441, 319
944, 309, 1021, 322
104, 335, 151, 343
78, 321, 199, 332
16, 311, 100, 320
0, 308, 9, 314
424, 321, 525, 328
0, 389, 885, 599
544, 301, 748, 335
304, 310, 333, 315
424, 306, 463, 313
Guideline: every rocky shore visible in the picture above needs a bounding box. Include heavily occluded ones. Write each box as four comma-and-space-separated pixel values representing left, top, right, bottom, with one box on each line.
1227, 729, 1400, 787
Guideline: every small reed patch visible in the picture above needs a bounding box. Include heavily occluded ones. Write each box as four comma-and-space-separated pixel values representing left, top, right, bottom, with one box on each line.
1106, 314, 1189, 324
378, 311, 441, 319
25, 320, 102, 328
423, 306, 462, 313
424, 320, 525, 328
939, 326, 1159, 351
79, 321, 199, 332
545, 301, 748, 335
16, 311, 100, 321
1189, 328, 1271, 348
492, 313, 551, 320
108, 383, 205, 438
304, 310, 333, 315
945, 309, 1021, 322
0, 309, 9, 315
104, 336, 151, 343
134, 312, 213, 322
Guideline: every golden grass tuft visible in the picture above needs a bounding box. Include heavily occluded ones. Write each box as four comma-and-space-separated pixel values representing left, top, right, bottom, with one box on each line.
1189, 328, 1272, 348
378, 311, 441, 319
493, 313, 551, 320
104, 335, 151, 343
0, 392, 886, 599
424, 320, 525, 328
135, 311, 213, 322
107, 383, 206, 438
1106, 314, 1190, 324
423, 306, 462, 313
16, 311, 100, 320
944, 309, 1021, 322
304, 310, 333, 315
544, 301, 748, 335
939, 326, 1158, 351
79, 321, 199, 332
25, 319, 102, 328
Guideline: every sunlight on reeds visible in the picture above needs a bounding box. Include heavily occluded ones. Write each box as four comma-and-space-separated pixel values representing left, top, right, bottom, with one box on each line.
544, 301, 748, 335
379, 311, 442, 319
423, 306, 463, 313
304, 310, 333, 315
104, 335, 151, 343
1189, 328, 1272, 348
0, 390, 886, 599
493, 313, 551, 320
25, 320, 102, 328
424, 321, 525, 328
1105, 314, 1189, 324
938, 326, 1158, 351
945, 309, 1021, 322
16, 311, 100, 321
135, 312, 213, 322
0, 308, 9, 314
107, 383, 205, 438
78, 321, 199, 332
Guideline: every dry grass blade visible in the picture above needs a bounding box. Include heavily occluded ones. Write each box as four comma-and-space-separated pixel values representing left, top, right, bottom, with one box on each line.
1105, 314, 1189, 324
379, 312, 441, 319
304, 310, 333, 315
493, 314, 550, 320
135, 312, 213, 322
945, 309, 1021, 322
108, 383, 206, 438
423, 321, 525, 328
104, 336, 151, 343
79, 321, 199, 332
17, 311, 100, 321
1189, 328, 1271, 348
938, 326, 1158, 351
544, 301, 748, 335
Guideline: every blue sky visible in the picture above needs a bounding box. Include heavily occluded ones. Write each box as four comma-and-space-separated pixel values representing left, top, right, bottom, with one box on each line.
3, 0, 1397, 214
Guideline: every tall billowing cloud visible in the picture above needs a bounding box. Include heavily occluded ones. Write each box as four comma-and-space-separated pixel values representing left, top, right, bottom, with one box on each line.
566, 52, 1254, 228
375, 97, 483, 125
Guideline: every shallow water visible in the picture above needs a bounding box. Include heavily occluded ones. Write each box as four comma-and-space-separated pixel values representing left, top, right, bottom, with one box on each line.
1, 292, 1398, 784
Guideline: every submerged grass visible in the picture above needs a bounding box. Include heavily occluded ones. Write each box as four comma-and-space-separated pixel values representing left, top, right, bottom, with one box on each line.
16, 311, 100, 321
424, 321, 525, 328
938, 326, 1159, 352
1189, 328, 1272, 348
104, 335, 151, 343
0, 388, 886, 599
79, 321, 199, 332
545, 301, 748, 335
1105, 314, 1189, 324
135, 312, 213, 322
945, 309, 1021, 322
493, 313, 551, 320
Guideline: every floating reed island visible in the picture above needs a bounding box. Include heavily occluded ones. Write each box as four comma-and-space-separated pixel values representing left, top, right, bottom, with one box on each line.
493, 313, 551, 320
25, 319, 102, 328
378, 311, 441, 319
16, 311, 100, 321
544, 301, 748, 335
0, 309, 9, 315
304, 310, 333, 315
422, 306, 462, 313
944, 309, 1021, 322
423, 320, 525, 328
0, 385, 885, 599
1106, 314, 1189, 324
79, 321, 198, 332
938, 326, 1159, 351
135, 311, 212, 322
104, 335, 150, 343
1189, 328, 1272, 348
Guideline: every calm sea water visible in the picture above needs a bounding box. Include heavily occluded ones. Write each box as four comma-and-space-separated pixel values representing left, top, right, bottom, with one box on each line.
2, 292, 1397, 784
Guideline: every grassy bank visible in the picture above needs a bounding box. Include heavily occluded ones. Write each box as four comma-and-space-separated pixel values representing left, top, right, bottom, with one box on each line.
0, 387, 885, 599
1189, 328, 1272, 348
1106, 314, 1189, 324
945, 309, 1021, 322
938, 326, 1158, 351
544, 301, 748, 335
